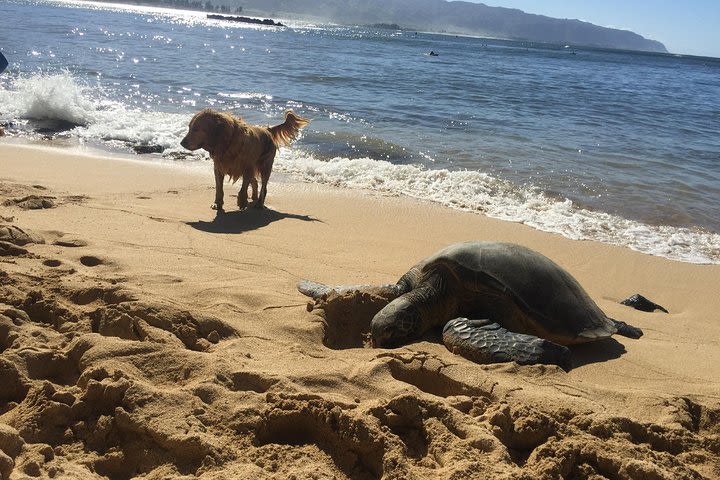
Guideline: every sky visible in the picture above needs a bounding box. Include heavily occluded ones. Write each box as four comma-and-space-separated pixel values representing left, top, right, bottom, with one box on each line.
475, 0, 720, 58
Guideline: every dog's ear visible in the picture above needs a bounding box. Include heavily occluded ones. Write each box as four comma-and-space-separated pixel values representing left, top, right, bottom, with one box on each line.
206, 112, 234, 151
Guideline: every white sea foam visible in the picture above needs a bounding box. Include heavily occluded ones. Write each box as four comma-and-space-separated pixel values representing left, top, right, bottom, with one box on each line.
275, 151, 720, 264
77, 109, 189, 149
0, 72, 100, 126
0, 72, 191, 149
217, 92, 273, 101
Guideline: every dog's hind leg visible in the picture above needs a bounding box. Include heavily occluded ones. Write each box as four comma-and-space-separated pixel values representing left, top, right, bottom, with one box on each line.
255, 152, 275, 208
250, 176, 259, 202
213, 166, 224, 211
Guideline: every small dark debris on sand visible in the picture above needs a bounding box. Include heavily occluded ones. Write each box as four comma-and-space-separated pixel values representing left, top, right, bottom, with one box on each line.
621, 293, 669, 313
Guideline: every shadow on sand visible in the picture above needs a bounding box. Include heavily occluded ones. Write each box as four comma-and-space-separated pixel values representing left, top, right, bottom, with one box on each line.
569, 338, 627, 368
187, 207, 321, 234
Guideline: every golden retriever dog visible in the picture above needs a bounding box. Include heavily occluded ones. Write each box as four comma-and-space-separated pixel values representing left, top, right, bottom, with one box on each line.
180, 109, 309, 211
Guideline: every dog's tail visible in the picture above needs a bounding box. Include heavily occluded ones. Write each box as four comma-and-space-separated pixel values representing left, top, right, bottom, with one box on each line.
269, 110, 310, 148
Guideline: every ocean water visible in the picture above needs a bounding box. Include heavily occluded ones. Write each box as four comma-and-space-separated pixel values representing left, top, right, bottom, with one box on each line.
1, 0, 719, 264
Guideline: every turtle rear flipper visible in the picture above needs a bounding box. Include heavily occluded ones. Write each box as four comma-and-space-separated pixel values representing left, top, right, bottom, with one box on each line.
442, 318, 572, 371
610, 319, 643, 339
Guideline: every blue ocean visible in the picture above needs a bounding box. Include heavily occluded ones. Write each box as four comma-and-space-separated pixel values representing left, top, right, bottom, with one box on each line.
1, 0, 719, 263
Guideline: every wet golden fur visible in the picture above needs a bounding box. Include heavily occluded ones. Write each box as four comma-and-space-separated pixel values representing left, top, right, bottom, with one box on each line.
180, 109, 309, 210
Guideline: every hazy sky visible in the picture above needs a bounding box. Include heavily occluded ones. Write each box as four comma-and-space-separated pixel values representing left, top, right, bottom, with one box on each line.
476, 1, 719, 58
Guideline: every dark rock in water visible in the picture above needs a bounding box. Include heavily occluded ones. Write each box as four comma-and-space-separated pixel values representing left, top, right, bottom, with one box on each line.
0, 121, 16, 136
369, 23, 403, 30
0, 225, 45, 246
620, 294, 669, 313
163, 151, 197, 161
207, 13, 284, 27
132, 144, 164, 154
28, 118, 82, 135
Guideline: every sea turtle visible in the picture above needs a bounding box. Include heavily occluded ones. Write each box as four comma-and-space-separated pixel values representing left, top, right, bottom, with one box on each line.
298, 241, 643, 370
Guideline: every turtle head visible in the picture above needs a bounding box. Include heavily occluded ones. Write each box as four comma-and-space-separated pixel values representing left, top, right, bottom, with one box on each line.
370, 297, 422, 348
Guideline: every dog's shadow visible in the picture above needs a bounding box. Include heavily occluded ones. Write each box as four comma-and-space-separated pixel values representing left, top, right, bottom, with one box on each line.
187, 207, 321, 234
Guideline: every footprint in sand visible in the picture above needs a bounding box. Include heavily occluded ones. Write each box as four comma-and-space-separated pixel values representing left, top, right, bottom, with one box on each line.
0, 241, 28, 256
53, 238, 88, 248
255, 394, 386, 479
4, 195, 56, 210
0, 225, 45, 246
80, 256, 104, 267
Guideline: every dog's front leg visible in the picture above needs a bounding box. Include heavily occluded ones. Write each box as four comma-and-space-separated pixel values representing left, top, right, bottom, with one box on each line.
212, 166, 224, 211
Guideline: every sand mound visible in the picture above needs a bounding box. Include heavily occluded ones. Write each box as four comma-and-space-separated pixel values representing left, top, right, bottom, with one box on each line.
1, 244, 718, 479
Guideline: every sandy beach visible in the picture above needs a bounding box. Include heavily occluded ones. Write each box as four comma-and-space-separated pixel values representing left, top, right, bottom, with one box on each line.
1, 143, 719, 479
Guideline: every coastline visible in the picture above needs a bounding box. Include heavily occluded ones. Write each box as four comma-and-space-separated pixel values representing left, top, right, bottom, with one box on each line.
1, 143, 719, 478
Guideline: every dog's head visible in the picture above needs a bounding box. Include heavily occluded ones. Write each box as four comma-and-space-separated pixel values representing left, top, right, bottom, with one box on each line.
180, 109, 233, 153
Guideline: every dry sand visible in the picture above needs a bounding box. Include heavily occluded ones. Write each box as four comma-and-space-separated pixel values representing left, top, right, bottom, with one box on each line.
1, 143, 719, 479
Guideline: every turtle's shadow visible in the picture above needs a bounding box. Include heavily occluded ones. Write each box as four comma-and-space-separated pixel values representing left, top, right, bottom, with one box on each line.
187, 207, 321, 234
569, 338, 627, 368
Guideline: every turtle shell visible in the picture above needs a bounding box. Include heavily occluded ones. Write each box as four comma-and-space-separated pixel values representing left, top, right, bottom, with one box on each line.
416, 241, 616, 344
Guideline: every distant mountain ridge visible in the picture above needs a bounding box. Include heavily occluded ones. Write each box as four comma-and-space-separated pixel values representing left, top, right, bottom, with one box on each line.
237, 0, 667, 53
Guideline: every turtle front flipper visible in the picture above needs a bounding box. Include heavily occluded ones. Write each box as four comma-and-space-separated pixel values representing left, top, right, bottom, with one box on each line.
442, 318, 572, 371
297, 280, 407, 301
297, 280, 338, 299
